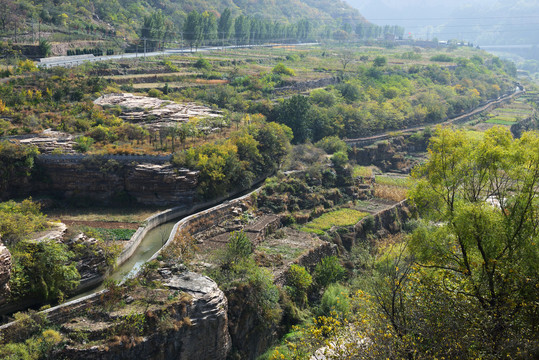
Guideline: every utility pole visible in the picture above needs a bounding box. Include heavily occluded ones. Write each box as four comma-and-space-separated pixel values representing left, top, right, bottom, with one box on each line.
143, 37, 147, 58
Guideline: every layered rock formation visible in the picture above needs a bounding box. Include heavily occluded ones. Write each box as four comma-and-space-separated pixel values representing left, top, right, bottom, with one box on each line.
33, 156, 198, 206
56, 270, 231, 360
0, 238, 11, 306
94, 93, 222, 131
11, 129, 77, 154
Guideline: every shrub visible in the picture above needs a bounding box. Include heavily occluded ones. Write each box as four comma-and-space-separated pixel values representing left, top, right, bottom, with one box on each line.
2, 310, 47, 343
39, 329, 63, 353
318, 283, 350, 317
272, 63, 295, 76
430, 54, 454, 62
147, 88, 163, 98
194, 58, 211, 69
315, 136, 348, 154
164, 229, 197, 263
118, 312, 146, 336
309, 89, 340, 107
313, 256, 346, 289
87, 125, 112, 142
0, 343, 31, 360
373, 56, 387, 67
0, 199, 48, 245
225, 231, 252, 264
10, 239, 80, 301
330, 151, 348, 168
286, 54, 300, 62
73, 136, 95, 153
286, 264, 312, 306
15, 60, 38, 74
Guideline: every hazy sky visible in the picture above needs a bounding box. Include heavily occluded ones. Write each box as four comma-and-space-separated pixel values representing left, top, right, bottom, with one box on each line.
346, 0, 539, 46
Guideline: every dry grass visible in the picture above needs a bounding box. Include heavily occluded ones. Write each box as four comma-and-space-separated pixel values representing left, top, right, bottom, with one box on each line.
353, 165, 374, 178
374, 184, 408, 202
194, 79, 229, 84
45, 207, 163, 224
104, 72, 197, 80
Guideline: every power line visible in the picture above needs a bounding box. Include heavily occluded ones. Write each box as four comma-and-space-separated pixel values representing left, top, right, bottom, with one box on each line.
366, 15, 539, 21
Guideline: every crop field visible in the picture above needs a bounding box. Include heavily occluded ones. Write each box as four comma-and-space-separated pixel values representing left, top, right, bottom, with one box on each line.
300, 208, 368, 235
352, 165, 375, 178
482, 96, 535, 127
373, 175, 413, 202
375, 175, 413, 188
485, 118, 518, 125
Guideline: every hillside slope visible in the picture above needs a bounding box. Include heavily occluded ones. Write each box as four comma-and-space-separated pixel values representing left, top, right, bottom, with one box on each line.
1, 0, 365, 41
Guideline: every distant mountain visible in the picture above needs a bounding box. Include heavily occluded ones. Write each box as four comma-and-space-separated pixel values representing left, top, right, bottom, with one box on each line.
346, 0, 539, 46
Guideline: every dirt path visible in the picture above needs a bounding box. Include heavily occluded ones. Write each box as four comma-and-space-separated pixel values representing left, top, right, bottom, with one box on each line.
61, 220, 140, 230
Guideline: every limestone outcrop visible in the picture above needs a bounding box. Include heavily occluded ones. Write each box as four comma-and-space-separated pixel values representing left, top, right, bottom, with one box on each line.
0, 239, 11, 306
57, 270, 231, 360
94, 93, 222, 131
11, 129, 77, 154
33, 157, 198, 206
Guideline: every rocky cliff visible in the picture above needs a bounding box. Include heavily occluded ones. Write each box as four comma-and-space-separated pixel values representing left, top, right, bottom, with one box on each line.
57, 271, 231, 360
0, 239, 11, 306
33, 156, 198, 206
12, 270, 232, 360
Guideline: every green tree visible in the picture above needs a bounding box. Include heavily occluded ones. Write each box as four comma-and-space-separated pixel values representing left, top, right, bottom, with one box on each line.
10, 239, 80, 302
38, 39, 51, 58
218, 8, 233, 45
286, 264, 312, 307
141, 10, 166, 51
0, 141, 38, 197
0, 199, 47, 246
313, 256, 346, 289
234, 15, 250, 45
251, 121, 292, 172
224, 231, 252, 265
201, 11, 217, 45
271, 95, 311, 144
184, 10, 203, 51
409, 126, 539, 357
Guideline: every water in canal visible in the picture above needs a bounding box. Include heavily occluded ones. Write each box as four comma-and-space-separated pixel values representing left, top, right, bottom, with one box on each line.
71, 221, 176, 300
